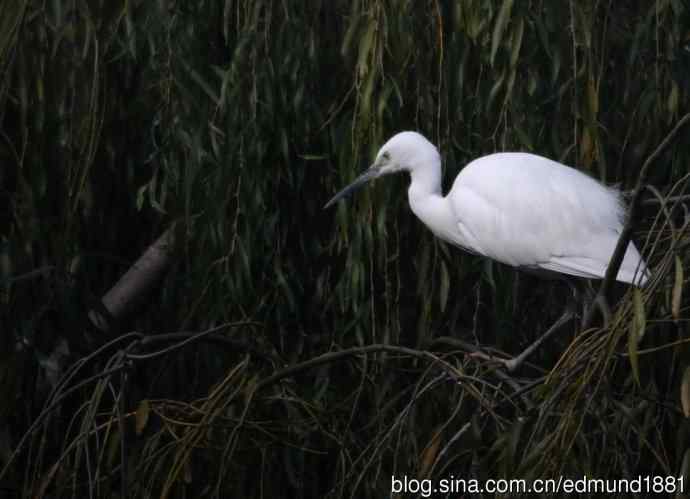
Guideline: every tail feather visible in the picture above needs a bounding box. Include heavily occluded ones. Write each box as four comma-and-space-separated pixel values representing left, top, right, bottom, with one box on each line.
539, 244, 649, 287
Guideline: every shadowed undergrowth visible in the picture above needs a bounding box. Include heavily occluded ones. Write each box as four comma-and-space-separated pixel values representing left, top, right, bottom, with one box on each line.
1, 1, 689, 497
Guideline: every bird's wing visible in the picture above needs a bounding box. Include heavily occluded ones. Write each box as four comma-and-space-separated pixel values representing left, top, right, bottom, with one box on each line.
539, 239, 649, 285
447, 153, 648, 285
537, 256, 608, 279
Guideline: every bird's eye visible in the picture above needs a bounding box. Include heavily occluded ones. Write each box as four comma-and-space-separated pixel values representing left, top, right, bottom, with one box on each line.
382, 151, 390, 161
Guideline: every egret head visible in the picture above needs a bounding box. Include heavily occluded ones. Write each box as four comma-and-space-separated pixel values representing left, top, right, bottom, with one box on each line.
324, 131, 439, 208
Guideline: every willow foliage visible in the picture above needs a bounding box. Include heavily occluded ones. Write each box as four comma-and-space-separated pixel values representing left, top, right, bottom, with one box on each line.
1, 1, 689, 497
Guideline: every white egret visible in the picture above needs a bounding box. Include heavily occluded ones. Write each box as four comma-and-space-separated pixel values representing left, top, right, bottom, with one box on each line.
325, 131, 649, 370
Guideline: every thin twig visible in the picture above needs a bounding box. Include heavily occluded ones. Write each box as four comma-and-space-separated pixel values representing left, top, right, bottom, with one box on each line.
255, 344, 456, 392
429, 336, 539, 410
124, 322, 262, 360
642, 193, 690, 205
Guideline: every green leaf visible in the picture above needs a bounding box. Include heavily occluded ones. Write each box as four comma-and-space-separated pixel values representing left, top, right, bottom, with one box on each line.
439, 260, 450, 313
491, 0, 514, 66
135, 399, 150, 435
668, 81, 679, 117
673, 255, 683, 321
633, 287, 646, 342
357, 20, 377, 77
682, 367, 690, 417
298, 154, 327, 161
628, 287, 646, 386
509, 17, 524, 68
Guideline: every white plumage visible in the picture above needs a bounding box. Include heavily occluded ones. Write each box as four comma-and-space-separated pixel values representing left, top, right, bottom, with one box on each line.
326, 131, 649, 287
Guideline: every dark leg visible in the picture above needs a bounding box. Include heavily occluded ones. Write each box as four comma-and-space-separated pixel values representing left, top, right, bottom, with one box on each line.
470, 278, 588, 372
501, 278, 579, 372
501, 304, 575, 372
581, 281, 611, 328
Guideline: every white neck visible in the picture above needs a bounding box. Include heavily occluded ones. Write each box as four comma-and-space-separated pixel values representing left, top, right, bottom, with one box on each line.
407, 156, 443, 200
406, 157, 457, 245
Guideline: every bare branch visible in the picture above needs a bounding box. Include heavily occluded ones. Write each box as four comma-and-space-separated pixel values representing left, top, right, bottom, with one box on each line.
89, 226, 176, 332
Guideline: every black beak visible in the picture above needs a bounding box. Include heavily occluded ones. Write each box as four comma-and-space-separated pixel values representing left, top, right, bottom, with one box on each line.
323, 165, 381, 209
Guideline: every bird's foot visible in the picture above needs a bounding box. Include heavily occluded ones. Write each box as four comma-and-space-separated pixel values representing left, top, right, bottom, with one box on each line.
467, 350, 519, 372
581, 293, 611, 328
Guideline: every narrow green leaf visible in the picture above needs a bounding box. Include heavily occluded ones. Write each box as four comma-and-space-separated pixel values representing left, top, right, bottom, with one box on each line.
298, 154, 327, 161
587, 76, 599, 118
135, 399, 150, 435
182, 61, 220, 104
486, 69, 506, 112
377, 81, 394, 122
341, 13, 362, 57
628, 322, 640, 387
491, 0, 514, 66
668, 81, 679, 117
681, 366, 690, 417
673, 255, 683, 321
439, 261, 450, 313
357, 21, 377, 77
136, 184, 147, 210
503, 69, 516, 106
527, 68, 537, 96
629, 287, 646, 386
509, 17, 524, 68
484, 260, 496, 291
633, 287, 646, 342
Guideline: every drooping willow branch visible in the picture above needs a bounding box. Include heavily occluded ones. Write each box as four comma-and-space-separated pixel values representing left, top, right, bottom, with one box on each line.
582, 112, 690, 329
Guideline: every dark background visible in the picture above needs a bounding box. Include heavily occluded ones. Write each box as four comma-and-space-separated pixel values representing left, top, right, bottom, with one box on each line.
1, 1, 689, 497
